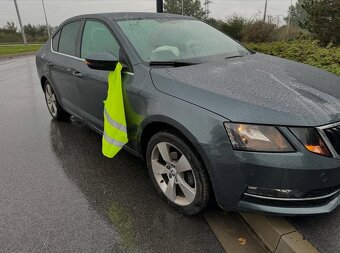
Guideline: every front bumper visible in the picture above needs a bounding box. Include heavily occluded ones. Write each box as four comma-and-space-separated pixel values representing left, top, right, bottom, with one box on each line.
199, 142, 340, 216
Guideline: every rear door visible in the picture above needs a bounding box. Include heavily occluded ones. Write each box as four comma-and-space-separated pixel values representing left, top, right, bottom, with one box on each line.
72, 20, 129, 130
49, 20, 82, 114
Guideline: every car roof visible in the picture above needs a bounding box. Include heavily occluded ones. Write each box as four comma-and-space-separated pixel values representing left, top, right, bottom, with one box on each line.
68, 12, 195, 22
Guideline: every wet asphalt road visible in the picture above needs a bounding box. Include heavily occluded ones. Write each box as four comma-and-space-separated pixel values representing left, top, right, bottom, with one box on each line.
0, 56, 224, 252
288, 210, 340, 253
1, 56, 339, 253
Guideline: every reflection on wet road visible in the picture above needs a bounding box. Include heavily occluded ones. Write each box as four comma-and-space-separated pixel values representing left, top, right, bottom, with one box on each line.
0, 57, 223, 252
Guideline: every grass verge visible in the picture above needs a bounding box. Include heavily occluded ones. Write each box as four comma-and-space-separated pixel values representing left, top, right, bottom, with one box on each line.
0, 44, 43, 57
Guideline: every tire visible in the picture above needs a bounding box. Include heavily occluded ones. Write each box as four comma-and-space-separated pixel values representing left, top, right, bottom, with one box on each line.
146, 130, 210, 215
43, 81, 70, 121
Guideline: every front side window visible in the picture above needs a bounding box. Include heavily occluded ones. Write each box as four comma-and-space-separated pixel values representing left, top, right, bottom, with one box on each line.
117, 18, 250, 63
81, 20, 120, 59
58, 21, 81, 56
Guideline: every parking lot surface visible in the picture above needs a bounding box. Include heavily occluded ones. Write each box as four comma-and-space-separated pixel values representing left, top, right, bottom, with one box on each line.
289, 210, 340, 253
0, 56, 224, 252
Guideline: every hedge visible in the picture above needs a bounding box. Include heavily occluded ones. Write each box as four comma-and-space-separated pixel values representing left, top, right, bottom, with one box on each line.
246, 40, 340, 76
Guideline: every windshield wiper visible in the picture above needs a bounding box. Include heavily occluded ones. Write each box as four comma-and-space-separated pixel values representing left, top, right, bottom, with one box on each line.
149, 61, 200, 67
225, 55, 245, 60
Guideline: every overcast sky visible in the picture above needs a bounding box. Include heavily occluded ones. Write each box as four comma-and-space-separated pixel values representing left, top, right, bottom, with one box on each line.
0, 0, 296, 27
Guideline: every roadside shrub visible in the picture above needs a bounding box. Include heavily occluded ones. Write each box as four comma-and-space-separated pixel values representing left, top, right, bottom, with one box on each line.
219, 14, 249, 41
204, 18, 223, 30
273, 25, 305, 41
246, 39, 340, 76
242, 21, 276, 43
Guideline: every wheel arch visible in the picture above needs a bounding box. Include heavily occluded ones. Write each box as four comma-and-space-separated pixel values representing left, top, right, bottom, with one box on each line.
40, 75, 63, 108
139, 115, 217, 202
139, 115, 199, 159
40, 76, 48, 90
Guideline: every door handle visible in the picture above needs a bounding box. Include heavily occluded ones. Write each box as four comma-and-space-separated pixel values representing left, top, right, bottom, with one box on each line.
72, 71, 83, 78
47, 62, 53, 67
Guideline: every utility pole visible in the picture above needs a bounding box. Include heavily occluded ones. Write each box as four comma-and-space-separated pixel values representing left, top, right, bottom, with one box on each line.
263, 0, 268, 22
41, 0, 50, 37
156, 0, 163, 13
13, 0, 27, 45
181, 0, 184, 15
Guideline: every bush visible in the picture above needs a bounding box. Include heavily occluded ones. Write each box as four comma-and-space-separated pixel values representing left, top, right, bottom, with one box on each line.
242, 21, 276, 43
273, 25, 305, 41
246, 39, 340, 75
219, 15, 249, 41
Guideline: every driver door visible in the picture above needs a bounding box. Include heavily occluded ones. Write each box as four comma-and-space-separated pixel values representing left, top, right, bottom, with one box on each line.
73, 20, 132, 131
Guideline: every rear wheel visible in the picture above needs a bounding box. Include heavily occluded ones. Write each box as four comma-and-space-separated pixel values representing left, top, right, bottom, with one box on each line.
44, 81, 70, 121
146, 131, 210, 215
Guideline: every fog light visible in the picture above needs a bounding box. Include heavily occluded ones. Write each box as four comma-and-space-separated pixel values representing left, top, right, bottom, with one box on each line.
246, 186, 305, 198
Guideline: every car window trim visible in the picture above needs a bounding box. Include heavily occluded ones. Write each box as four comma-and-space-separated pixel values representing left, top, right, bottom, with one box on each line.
51, 42, 85, 62
50, 40, 134, 76
51, 30, 61, 52
50, 18, 134, 76
51, 19, 84, 61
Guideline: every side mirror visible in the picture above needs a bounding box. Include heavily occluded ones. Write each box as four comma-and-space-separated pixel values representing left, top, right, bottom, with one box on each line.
85, 51, 118, 71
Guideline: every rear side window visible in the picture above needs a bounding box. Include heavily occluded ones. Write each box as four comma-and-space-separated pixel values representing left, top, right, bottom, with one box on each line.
58, 21, 81, 56
81, 20, 120, 59
52, 30, 61, 51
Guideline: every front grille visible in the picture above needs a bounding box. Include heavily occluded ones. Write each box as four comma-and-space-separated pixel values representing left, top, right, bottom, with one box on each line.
323, 124, 340, 155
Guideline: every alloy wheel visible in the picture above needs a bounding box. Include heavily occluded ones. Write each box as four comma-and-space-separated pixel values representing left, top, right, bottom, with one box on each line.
45, 84, 58, 118
151, 142, 197, 206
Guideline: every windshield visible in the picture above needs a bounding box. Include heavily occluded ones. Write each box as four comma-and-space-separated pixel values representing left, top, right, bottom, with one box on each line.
117, 18, 250, 64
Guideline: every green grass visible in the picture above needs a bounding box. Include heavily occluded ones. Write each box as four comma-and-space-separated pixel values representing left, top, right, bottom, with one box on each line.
246, 40, 340, 76
0, 44, 43, 57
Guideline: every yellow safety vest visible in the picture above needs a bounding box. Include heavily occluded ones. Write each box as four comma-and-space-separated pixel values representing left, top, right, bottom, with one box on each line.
102, 62, 128, 158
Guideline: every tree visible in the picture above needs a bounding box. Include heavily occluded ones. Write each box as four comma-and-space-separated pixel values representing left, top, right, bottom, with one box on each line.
285, 0, 307, 27
2, 21, 17, 34
302, 0, 340, 45
164, 0, 206, 19
220, 14, 249, 41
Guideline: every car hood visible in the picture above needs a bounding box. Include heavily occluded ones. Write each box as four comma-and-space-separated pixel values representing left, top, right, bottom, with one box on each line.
150, 53, 340, 126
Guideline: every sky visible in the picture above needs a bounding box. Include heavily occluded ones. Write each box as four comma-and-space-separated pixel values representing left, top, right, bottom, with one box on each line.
0, 0, 296, 27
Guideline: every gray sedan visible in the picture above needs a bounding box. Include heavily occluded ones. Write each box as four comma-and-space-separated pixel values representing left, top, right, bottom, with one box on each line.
36, 12, 340, 215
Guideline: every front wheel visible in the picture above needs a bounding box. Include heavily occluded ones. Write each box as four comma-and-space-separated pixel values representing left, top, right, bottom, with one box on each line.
44, 81, 70, 121
146, 131, 210, 215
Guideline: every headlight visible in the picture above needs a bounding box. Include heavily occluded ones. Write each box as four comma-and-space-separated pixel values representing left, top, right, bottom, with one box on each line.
224, 123, 294, 152
290, 127, 331, 157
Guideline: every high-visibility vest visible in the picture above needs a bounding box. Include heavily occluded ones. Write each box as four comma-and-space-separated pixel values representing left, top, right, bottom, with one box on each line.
102, 62, 128, 158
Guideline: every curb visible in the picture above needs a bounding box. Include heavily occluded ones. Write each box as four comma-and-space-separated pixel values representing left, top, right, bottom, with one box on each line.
205, 210, 271, 253
240, 213, 319, 253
